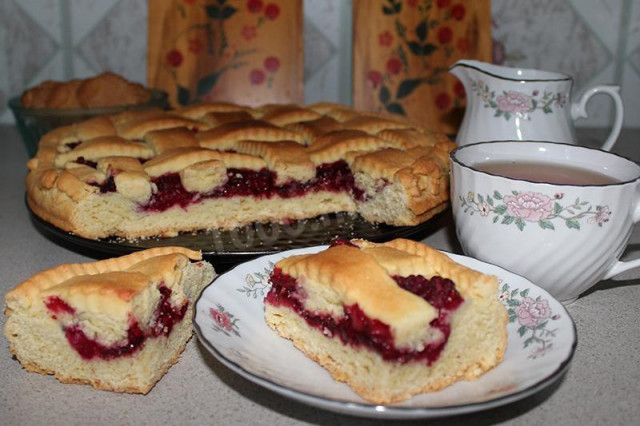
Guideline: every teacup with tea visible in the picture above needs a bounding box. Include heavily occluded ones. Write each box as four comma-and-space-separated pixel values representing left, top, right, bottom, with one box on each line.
450, 141, 640, 303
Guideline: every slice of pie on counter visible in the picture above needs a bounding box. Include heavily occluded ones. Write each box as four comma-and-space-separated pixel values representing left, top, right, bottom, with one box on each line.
4, 247, 215, 393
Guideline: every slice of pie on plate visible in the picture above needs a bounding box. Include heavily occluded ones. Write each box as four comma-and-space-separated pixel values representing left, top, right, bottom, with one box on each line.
264, 238, 508, 404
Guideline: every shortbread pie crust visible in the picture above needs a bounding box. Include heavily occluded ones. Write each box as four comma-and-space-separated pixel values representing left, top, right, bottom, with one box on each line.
26, 102, 455, 239
4, 247, 215, 394
265, 238, 508, 404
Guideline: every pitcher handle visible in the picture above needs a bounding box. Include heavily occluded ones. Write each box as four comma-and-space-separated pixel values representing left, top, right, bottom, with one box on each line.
571, 85, 624, 152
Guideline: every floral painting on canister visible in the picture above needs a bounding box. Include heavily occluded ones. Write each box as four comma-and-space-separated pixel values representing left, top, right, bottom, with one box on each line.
147, 0, 303, 107
352, 0, 492, 134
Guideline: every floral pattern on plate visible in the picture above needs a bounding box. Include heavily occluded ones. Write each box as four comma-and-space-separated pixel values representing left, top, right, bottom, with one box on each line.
193, 246, 576, 420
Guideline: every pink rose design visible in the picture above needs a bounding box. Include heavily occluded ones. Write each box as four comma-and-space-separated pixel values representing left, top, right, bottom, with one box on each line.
264, 56, 280, 73
503, 192, 553, 222
366, 70, 383, 89
249, 69, 266, 85
515, 297, 551, 328
210, 308, 232, 331
589, 206, 611, 224
496, 91, 533, 114
242, 25, 257, 41
378, 30, 393, 47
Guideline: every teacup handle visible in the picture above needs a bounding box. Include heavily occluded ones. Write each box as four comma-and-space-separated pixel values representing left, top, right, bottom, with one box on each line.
603, 201, 640, 279
571, 85, 624, 152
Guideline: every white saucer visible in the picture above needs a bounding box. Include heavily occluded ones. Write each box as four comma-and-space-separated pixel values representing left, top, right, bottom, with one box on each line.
193, 246, 576, 420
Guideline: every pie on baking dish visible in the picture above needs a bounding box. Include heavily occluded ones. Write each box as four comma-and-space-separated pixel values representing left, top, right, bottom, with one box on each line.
264, 238, 508, 404
25, 102, 455, 239
3, 247, 215, 393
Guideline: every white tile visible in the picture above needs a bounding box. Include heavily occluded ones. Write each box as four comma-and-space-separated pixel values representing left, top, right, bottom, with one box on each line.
68, 0, 120, 44
626, 0, 640, 53
74, 0, 147, 83
621, 63, 640, 128
14, 0, 62, 43
492, 0, 610, 97
568, 0, 623, 53
304, 0, 342, 44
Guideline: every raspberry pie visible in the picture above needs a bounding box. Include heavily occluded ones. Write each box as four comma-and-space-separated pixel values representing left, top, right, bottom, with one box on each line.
26, 102, 455, 239
3, 247, 215, 393
264, 238, 508, 404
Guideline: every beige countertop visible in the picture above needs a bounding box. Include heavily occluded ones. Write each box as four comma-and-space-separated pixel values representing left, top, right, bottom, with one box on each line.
1, 125, 639, 425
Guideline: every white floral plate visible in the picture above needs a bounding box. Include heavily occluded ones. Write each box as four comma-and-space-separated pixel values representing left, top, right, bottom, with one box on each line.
193, 246, 577, 420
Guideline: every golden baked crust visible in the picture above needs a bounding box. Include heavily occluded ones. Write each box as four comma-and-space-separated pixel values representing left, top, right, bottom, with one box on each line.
4, 247, 215, 394
265, 238, 508, 404
26, 102, 455, 239
21, 72, 152, 109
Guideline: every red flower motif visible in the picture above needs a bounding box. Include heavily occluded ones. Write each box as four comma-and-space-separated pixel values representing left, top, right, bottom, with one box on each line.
386, 57, 402, 75
247, 0, 263, 13
437, 26, 453, 44
436, 92, 452, 110
437, 0, 451, 8
451, 4, 466, 20
378, 30, 393, 47
265, 3, 280, 20
454, 81, 465, 98
166, 49, 183, 67
456, 37, 469, 53
250, 69, 266, 85
242, 25, 257, 41
188, 38, 204, 54
367, 70, 383, 89
209, 308, 232, 331
264, 56, 280, 73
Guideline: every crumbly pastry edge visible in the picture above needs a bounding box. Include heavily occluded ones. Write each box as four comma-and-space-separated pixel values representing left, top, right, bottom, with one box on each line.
264, 238, 509, 404
4, 246, 203, 313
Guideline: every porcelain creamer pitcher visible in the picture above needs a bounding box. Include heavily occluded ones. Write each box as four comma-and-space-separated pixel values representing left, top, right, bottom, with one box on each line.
450, 60, 623, 151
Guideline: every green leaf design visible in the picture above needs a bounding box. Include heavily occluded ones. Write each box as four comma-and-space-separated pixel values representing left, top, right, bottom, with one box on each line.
566, 219, 580, 230
539, 220, 555, 230
177, 85, 191, 106
515, 218, 525, 231
487, 197, 494, 206
197, 73, 221, 96
421, 43, 437, 55
386, 102, 406, 115
493, 216, 499, 223
518, 326, 527, 337
494, 204, 507, 214
416, 20, 427, 41
396, 78, 424, 99
379, 85, 391, 105
206, 5, 237, 20
520, 288, 530, 297
502, 215, 515, 225
407, 41, 424, 55
494, 191, 503, 200
554, 202, 562, 214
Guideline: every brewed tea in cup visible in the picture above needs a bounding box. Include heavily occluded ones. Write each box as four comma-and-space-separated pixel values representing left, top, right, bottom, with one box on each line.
450, 141, 640, 303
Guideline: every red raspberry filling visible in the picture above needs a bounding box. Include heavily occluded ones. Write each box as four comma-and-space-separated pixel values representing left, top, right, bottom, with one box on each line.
44, 285, 188, 361
265, 268, 464, 365
90, 160, 365, 211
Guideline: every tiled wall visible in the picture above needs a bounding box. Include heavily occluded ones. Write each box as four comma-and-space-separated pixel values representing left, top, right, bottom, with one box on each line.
1, 0, 638, 128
